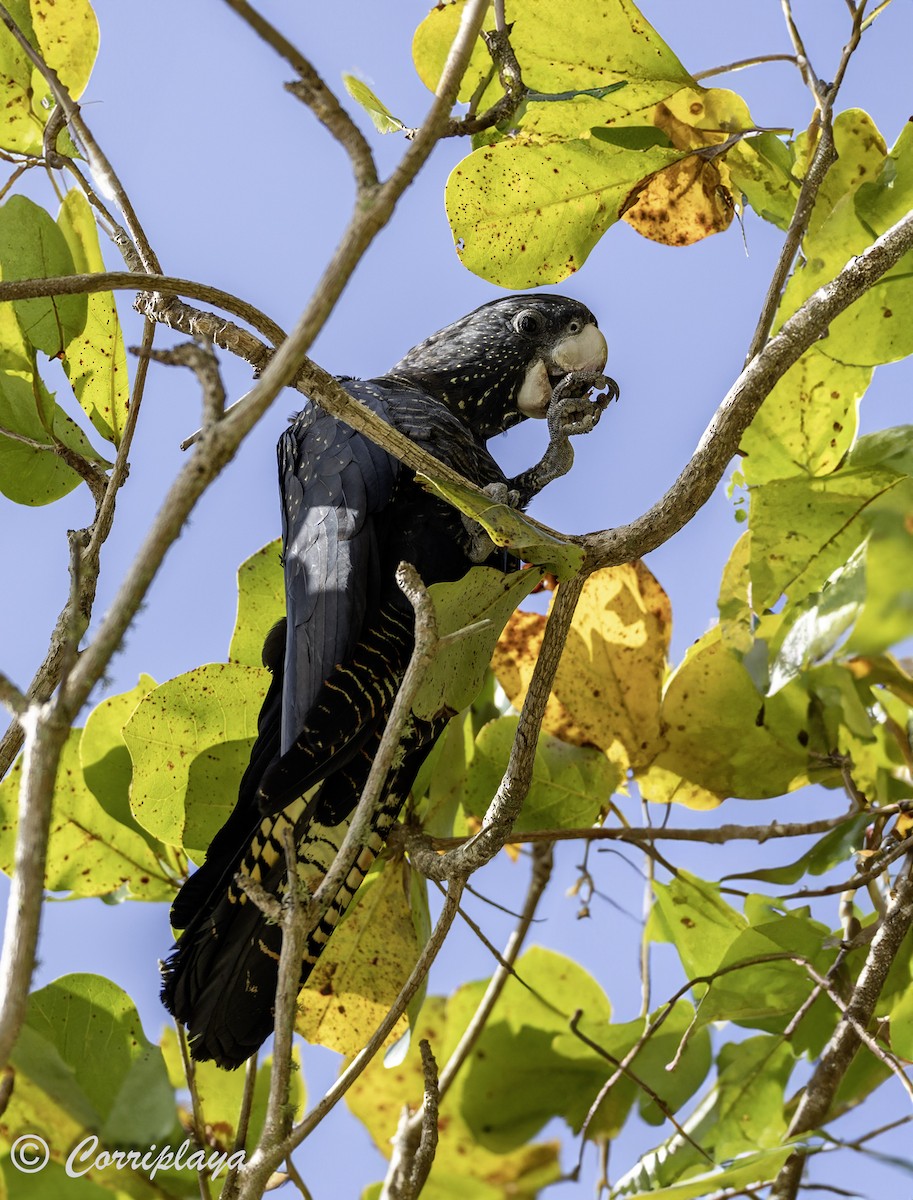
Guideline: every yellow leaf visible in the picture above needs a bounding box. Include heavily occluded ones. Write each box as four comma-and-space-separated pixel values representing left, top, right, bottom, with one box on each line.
492, 563, 671, 772
296, 860, 424, 1057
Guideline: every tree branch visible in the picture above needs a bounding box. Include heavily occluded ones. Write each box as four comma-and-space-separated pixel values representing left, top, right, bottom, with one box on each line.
380, 1040, 441, 1200
408, 571, 586, 881
583, 207, 913, 568
0, 272, 286, 353
771, 864, 913, 1199
223, 0, 379, 194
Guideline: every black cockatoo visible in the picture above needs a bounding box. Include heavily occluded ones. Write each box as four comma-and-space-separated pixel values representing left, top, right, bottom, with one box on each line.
161, 294, 610, 1069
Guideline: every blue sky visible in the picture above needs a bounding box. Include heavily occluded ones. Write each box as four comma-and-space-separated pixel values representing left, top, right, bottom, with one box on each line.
2, 1, 913, 1196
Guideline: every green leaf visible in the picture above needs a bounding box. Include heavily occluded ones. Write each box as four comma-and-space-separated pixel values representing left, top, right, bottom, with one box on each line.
798, 109, 887, 241
347, 994, 562, 1199
79, 675, 184, 874
727, 131, 800, 230
0, 0, 98, 156
413, 0, 693, 138
550, 1002, 711, 1137
419, 471, 585, 573
57, 191, 130, 446
412, 1, 499, 106
458, 948, 612, 1147
613, 1036, 795, 1194
847, 477, 913, 653
591, 124, 671, 150
766, 540, 867, 694
455, 949, 709, 1149
463, 715, 620, 832
342, 73, 405, 133
297, 859, 427, 1057
228, 539, 283, 667
649, 625, 822, 800
726, 812, 870, 886
779, 114, 913, 367
748, 427, 912, 609
619, 1146, 797, 1199
412, 708, 477, 838
11, 975, 174, 1146
160, 1028, 304, 1149
122, 663, 269, 858
649, 871, 746, 981
738, 346, 871, 486
445, 136, 684, 287
0, 727, 175, 901
413, 566, 542, 721
0, 367, 106, 505
695, 902, 837, 1046
0, 195, 87, 354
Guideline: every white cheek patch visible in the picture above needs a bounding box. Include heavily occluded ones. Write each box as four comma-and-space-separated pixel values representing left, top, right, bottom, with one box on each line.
551, 324, 608, 374
517, 359, 552, 417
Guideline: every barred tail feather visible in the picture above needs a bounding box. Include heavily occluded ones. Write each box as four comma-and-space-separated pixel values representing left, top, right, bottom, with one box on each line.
161, 717, 445, 1069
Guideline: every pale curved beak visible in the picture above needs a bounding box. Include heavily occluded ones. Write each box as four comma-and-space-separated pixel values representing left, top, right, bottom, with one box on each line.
551, 323, 608, 375
517, 324, 609, 418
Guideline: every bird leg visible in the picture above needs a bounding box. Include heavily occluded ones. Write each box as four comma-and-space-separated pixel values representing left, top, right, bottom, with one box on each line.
509, 369, 619, 507
461, 481, 521, 564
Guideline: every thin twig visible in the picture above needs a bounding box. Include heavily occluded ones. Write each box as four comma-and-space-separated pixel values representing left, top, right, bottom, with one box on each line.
569, 1010, 716, 1173
141, 341, 227, 431
439, 843, 552, 1102
223, 0, 378, 193
408, 571, 587, 881
0, 675, 26, 719
221, 1053, 259, 1198
176, 1022, 214, 1200
778, 835, 913, 900
420, 808, 906, 857
640, 799, 654, 1018
781, 1, 827, 105
693, 53, 799, 81
744, 1, 868, 361
796, 960, 913, 1102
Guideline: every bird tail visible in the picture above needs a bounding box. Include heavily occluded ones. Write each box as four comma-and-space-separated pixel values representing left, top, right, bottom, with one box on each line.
161, 723, 444, 1069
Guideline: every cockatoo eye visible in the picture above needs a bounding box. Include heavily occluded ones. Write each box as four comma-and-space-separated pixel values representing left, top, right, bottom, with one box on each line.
513, 310, 545, 336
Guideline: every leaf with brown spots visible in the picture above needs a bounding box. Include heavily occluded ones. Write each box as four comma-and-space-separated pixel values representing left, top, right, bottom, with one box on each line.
447, 135, 684, 287
0, 0, 98, 156
778, 115, 913, 367
123, 662, 270, 859
645, 624, 821, 800
492, 563, 671, 773
0, 727, 174, 901
621, 88, 754, 246
738, 346, 871, 486
296, 859, 428, 1058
